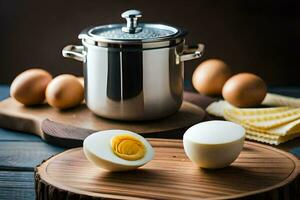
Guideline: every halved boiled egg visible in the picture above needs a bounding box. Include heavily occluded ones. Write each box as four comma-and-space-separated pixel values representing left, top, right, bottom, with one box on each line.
83, 130, 154, 171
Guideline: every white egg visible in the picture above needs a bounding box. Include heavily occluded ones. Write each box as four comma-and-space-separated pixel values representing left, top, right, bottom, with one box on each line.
183, 120, 245, 169
83, 130, 154, 172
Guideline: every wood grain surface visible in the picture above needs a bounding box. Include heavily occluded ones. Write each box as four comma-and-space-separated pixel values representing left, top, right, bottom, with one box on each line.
0, 98, 206, 147
0, 141, 63, 170
0, 171, 35, 200
35, 139, 300, 200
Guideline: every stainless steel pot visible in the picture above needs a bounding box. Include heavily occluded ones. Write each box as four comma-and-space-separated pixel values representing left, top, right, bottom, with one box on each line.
62, 10, 204, 121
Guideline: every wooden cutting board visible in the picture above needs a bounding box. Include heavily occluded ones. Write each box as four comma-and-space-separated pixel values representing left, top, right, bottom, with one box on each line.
0, 94, 209, 147
35, 139, 300, 200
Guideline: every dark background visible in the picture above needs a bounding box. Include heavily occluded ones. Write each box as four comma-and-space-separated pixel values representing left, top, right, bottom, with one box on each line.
0, 0, 299, 86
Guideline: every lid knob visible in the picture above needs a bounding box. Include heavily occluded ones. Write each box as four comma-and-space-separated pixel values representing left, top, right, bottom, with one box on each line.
121, 10, 142, 34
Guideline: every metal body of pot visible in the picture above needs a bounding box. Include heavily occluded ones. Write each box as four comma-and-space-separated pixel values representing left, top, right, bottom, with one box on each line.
62, 10, 204, 121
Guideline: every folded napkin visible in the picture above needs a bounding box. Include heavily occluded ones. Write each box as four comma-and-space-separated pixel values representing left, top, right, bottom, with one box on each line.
206, 93, 300, 145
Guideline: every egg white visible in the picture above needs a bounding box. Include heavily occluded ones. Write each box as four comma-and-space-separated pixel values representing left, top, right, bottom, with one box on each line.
183, 120, 245, 169
184, 120, 245, 145
83, 130, 154, 171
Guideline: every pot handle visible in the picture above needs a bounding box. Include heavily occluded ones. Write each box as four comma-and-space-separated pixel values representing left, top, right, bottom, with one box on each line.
62, 45, 85, 62
180, 43, 205, 62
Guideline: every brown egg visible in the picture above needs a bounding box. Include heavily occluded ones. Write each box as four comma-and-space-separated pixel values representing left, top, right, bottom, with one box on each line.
77, 77, 84, 88
192, 59, 232, 96
10, 68, 52, 105
46, 74, 84, 109
222, 73, 267, 107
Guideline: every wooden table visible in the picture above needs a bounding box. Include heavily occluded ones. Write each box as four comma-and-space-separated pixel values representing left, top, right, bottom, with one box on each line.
0, 84, 300, 200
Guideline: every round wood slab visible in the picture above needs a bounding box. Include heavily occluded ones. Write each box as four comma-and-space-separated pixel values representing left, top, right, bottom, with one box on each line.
35, 139, 300, 200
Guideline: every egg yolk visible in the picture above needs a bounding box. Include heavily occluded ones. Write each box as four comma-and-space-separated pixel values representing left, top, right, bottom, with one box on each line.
111, 134, 145, 161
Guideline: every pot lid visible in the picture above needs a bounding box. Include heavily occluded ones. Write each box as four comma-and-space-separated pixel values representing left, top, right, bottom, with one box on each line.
79, 9, 187, 48
89, 24, 178, 40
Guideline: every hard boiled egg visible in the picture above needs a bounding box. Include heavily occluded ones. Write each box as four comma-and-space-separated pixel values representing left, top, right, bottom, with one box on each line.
183, 120, 245, 169
83, 130, 154, 172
